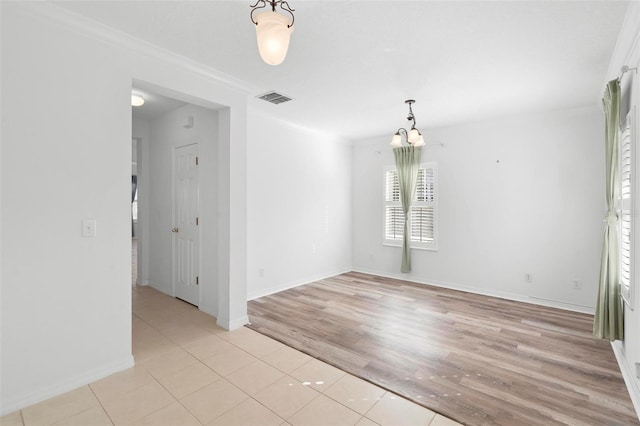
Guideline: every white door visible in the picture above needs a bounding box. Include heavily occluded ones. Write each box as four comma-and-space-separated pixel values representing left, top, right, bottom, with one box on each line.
173, 143, 200, 306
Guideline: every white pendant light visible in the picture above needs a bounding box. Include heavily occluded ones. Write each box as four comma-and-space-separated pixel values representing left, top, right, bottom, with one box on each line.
408, 128, 425, 147
250, 1, 295, 66
407, 128, 421, 144
390, 100, 426, 148
390, 133, 402, 148
254, 11, 293, 65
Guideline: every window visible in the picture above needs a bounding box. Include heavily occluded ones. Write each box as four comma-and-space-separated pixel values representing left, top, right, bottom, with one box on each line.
619, 108, 634, 308
384, 163, 438, 250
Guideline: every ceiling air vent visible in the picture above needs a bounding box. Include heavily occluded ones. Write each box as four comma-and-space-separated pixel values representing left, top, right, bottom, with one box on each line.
256, 91, 293, 105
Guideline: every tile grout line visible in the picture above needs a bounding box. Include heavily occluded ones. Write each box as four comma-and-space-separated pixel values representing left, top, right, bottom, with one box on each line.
136, 316, 222, 425
127, 307, 206, 424
246, 394, 290, 425
143, 369, 205, 425
198, 329, 379, 424
87, 384, 116, 426
137, 305, 283, 425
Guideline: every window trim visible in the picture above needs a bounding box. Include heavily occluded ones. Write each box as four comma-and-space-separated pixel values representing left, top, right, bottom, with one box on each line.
383, 162, 438, 251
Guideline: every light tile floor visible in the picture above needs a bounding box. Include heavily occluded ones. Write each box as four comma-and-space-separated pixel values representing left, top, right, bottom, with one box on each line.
2, 285, 463, 426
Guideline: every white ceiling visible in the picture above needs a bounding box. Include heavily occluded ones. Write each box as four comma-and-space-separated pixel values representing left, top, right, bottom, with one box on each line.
57, 0, 629, 142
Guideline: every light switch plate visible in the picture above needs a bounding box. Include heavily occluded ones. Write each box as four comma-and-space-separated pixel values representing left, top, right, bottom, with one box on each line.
82, 219, 96, 237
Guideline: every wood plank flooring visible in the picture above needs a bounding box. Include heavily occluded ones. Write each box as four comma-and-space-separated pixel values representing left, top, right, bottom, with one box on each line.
247, 272, 639, 426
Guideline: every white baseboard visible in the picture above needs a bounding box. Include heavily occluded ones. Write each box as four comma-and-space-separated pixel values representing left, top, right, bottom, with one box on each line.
247, 268, 352, 301
217, 315, 250, 331
350, 267, 595, 314
611, 341, 640, 421
0, 355, 134, 416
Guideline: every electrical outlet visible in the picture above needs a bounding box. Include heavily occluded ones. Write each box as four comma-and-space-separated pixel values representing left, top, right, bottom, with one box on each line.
635, 362, 639, 379
258, 268, 264, 278
572, 280, 583, 290
81, 219, 97, 238
524, 273, 533, 283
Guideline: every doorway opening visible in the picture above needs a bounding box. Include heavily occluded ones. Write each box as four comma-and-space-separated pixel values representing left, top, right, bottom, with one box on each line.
130, 80, 221, 314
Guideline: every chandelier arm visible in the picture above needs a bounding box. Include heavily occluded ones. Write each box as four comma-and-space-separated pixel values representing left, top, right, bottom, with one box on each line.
397, 128, 408, 142
250, 0, 268, 25
279, 1, 295, 27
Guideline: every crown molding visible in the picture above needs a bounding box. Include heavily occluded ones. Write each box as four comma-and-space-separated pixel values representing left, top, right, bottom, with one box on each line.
16, 1, 258, 95
606, 1, 640, 82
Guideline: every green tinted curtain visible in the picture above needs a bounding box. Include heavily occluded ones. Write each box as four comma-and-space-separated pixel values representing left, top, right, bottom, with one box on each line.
393, 146, 422, 273
593, 79, 624, 341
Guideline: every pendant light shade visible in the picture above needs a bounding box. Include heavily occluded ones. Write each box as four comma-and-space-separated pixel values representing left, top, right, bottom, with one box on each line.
390, 133, 402, 148
250, 0, 295, 65
408, 129, 425, 146
407, 128, 421, 143
254, 10, 293, 66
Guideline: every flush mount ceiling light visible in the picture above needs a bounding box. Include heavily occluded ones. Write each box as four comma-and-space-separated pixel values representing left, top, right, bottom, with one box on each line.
250, 0, 295, 66
131, 94, 145, 107
390, 100, 425, 147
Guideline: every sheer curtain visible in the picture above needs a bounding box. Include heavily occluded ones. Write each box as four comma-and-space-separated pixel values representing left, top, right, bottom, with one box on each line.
593, 79, 624, 341
393, 146, 422, 273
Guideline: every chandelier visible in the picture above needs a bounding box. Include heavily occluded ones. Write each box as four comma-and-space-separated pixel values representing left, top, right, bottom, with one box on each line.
390, 100, 425, 147
250, 0, 295, 66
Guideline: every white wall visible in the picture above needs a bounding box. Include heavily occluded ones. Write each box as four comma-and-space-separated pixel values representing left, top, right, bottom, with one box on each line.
1, 3, 133, 413
606, 1, 640, 418
246, 110, 352, 300
145, 104, 220, 316
353, 106, 605, 313
0, 3, 248, 414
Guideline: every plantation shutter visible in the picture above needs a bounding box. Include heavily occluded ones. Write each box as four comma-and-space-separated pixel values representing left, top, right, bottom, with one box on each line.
385, 169, 404, 241
411, 168, 436, 244
384, 164, 438, 250
619, 110, 633, 304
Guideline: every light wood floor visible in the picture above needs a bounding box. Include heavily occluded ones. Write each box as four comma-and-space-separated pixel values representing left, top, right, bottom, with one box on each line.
248, 272, 639, 426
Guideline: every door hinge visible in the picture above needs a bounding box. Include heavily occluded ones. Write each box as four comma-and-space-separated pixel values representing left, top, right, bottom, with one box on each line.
196, 217, 199, 226
196, 276, 199, 285
195, 156, 199, 166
